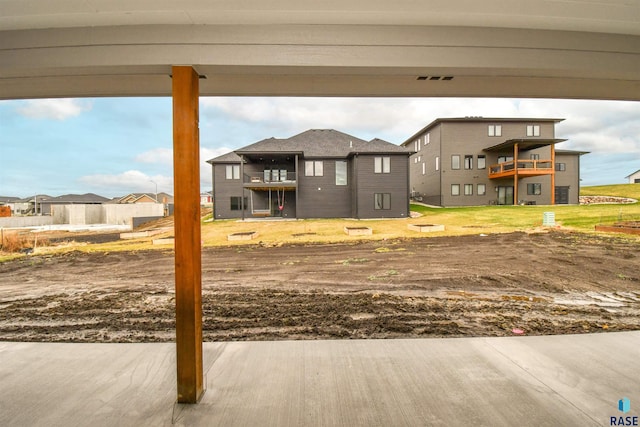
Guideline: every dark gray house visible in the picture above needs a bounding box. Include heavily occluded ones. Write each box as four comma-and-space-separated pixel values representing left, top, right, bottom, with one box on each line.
402, 118, 587, 206
208, 129, 412, 219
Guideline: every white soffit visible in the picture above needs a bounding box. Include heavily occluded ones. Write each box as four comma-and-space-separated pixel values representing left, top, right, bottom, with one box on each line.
1, 0, 639, 100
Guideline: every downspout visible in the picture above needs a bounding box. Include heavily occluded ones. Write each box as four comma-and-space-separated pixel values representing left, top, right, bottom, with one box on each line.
240, 155, 245, 221
406, 154, 411, 217
354, 154, 359, 219
211, 162, 215, 220
295, 154, 299, 219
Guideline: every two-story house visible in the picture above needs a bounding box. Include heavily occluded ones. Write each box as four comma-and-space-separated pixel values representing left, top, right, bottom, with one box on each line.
402, 118, 587, 206
208, 129, 413, 219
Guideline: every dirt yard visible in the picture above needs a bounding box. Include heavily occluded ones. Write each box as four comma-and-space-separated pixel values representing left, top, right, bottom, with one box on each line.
0, 231, 639, 342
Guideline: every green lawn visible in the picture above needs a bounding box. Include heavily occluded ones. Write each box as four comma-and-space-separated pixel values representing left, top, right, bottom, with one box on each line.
580, 183, 640, 199
3, 185, 639, 260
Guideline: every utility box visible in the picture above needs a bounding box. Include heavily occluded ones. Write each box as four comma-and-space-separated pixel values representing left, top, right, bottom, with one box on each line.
543, 212, 555, 226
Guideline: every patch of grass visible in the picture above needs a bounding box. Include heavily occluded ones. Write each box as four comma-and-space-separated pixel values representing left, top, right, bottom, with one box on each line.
581, 183, 640, 199
5, 199, 639, 260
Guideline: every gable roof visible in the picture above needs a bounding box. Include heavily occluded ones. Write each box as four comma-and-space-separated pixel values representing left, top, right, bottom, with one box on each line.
625, 169, 640, 178
40, 193, 110, 204
208, 129, 411, 163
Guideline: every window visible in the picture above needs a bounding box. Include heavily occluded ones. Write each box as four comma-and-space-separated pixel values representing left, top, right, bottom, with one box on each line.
225, 164, 240, 180
418, 156, 421, 162
335, 161, 347, 185
305, 160, 323, 176
464, 155, 473, 170
530, 154, 540, 160
435, 156, 440, 171
526, 125, 540, 137
374, 156, 390, 173
426, 133, 430, 144
555, 163, 566, 171
451, 155, 460, 170
527, 183, 542, 195
498, 156, 513, 164
230, 196, 247, 211
422, 162, 426, 175
464, 184, 473, 195
477, 184, 486, 196
374, 193, 391, 210
477, 155, 486, 169
488, 125, 502, 137
451, 184, 460, 196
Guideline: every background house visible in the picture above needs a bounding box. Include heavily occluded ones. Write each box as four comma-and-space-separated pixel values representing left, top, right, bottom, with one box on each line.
625, 169, 640, 184
208, 129, 412, 220
39, 193, 110, 215
402, 118, 587, 206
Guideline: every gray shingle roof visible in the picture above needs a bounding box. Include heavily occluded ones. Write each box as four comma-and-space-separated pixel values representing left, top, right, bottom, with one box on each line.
41, 193, 110, 203
208, 129, 410, 163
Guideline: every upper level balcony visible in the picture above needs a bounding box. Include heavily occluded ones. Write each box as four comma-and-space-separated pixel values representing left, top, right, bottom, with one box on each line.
243, 171, 297, 190
488, 159, 554, 179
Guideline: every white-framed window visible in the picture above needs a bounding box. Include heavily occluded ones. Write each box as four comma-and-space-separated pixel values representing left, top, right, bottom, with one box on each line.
526, 125, 540, 137
488, 125, 502, 137
477, 155, 486, 170
464, 155, 473, 170
556, 163, 566, 171
530, 154, 540, 160
426, 133, 430, 144
451, 155, 460, 170
435, 156, 440, 171
464, 184, 473, 196
477, 184, 486, 196
335, 161, 347, 185
451, 184, 460, 196
305, 160, 323, 176
225, 164, 240, 180
374, 156, 391, 173
374, 193, 391, 210
422, 162, 426, 175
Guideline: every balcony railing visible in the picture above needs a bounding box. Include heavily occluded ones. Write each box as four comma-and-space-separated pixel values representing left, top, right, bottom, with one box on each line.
489, 159, 553, 177
243, 171, 297, 185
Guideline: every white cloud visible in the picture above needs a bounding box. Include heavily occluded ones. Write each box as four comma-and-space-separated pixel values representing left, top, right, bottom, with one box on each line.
202, 97, 640, 155
79, 170, 172, 195
134, 148, 173, 165
16, 98, 93, 120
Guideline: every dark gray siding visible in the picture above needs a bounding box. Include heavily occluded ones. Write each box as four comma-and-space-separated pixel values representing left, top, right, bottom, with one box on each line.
297, 158, 352, 218
355, 154, 409, 218
555, 152, 582, 204
438, 121, 557, 206
213, 163, 245, 219
407, 126, 441, 206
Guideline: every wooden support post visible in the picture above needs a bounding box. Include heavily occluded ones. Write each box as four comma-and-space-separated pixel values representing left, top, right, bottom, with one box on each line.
172, 65, 204, 404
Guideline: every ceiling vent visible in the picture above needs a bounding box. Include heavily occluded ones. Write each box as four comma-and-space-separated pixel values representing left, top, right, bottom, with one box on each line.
416, 76, 454, 81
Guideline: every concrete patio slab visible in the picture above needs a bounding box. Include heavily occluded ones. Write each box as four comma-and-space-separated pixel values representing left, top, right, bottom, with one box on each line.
1, 332, 638, 426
